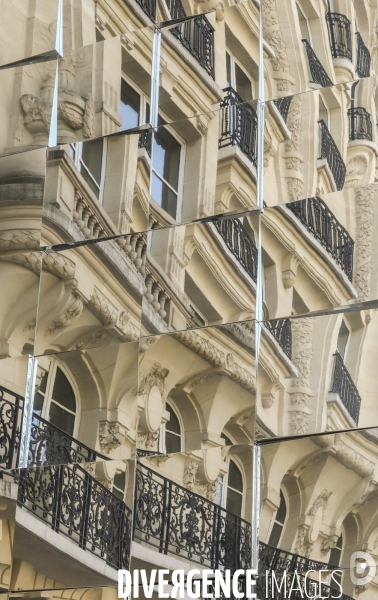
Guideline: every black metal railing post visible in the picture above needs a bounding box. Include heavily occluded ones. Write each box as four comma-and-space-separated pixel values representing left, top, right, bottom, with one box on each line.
302, 40, 333, 88
138, 130, 152, 157
171, 14, 215, 79
330, 350, 361, 424
348, 107, 373, 141
219, 87, 258, 166
273, 96, 293, 123
286, 197, 354, 281
326, 13, 352, 60
356, 32, 371, 78
133, 0, 156, 21
318, 120, 346, 190
213, 218, 258, 282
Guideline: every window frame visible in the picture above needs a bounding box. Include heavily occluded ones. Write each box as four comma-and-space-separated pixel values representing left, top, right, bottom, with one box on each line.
220, 456, 245, 518
226, 50, 255, 100
35, 358, 80, 438
120, 75, 150, 129
336, 318, 351, 360
296, 3, 313, 45
69, 139, 107, 204
159, 400, 184, 454
267, 488, 288, 547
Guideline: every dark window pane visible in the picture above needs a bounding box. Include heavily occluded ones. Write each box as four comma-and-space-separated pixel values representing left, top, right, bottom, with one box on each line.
165, 432, 181, 454
166, 404, 180, 434
235, 63, 252, 102
153, 128, 180, 191
81, 139, 103, 185
33, 393, 44, 417
48, 402, 75, 435
120, 80, 140, 130
276, 490, 287, 524
221, 432, 233, 446
112, 487, 124, 501
268, 523, 283, 548
226, 53, 231, 87
51, 367, 76, 412
114, 471, 126, 490
151, 172, 178, 218
226, 488, 242, 517
38, 371, 48, 394
228, 460, 243, 492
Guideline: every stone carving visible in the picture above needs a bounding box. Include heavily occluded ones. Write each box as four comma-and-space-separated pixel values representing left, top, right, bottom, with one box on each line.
308, 489, 332, 517
345, 156, 368, 189
43, 251, 76, 280
288, 411, 309, 434
118, 311, 139, 342
87, 287, 118, 325
0, 252, 42, 275
289, 318, 314, 434
138, 363, 170, 398
174, 329, 225, 368
46, 294, 84, 335
285, 94, 303, 201
262, 0, 292, 91
334, 435, 375, 478
226, 353, 256, 392
137, 431, 159, 451
183, 458, 218, 501
321, 535, 339, 556
294, 525, 313, 557
261, 393, 275, 409
99, 421, 126, 453
0, 230, 40, 251
72, 329, 113, 350
354, 186, 375, 301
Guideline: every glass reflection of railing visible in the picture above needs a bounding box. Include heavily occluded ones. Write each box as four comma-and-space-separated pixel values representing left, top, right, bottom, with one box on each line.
326, 12, 352, 60
213, 217, 258, 283
134, 461, 252, 570
330, 350, 361, 424
264, 319, 292, 359
219, 87, 258, 166
356, 32, 371, 78
302, 40, 333, 88
348, 107, 373, 141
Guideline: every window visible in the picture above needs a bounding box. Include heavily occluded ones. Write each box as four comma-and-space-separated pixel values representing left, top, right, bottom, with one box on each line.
120, 79, 150, 130
268, 490, 287, 547
225, 460, 243, 517
337, 320, 350, 359
34, 360, 78, 436
164, 403, 182, 453
329, 534, 343, 584
151, 125, 182, 220
69, 139, 106, 201
226, 52, 254, 102
319, 96, 330, 128
297, 4, 311, 42
112, 470, 126, 501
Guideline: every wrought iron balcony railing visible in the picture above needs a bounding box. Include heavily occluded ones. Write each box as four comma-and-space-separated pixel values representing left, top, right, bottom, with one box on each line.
171, 14, 215, 79
302, 39, 333, 88
138, 130, 152, 157
0, 385, 23, 470
134, 0, 156, 21
348, 107, 373, 141
219, 87, 258, 167
29, 412, 108, 467
330, 350, 361, 424
213, 217, 258, 283
286, 197, 354, 281
18, 463, 132, 570
318, 120, 346, 190
134, 461, 252, 570
264, 319, 292, 359
326, 13, 352, 61
273, 96, 293, 123
258, 542, 353, 600
356, 32, 371, 78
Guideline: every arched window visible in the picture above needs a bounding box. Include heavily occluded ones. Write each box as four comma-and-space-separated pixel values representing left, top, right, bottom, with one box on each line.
34, 360, 78, 436
336, 319, 350, 360
225, 460, 244, 517
329, 534, 343, 584
112, 470, 127, 501
268, 490, 287, 547
163, 402, 183, 453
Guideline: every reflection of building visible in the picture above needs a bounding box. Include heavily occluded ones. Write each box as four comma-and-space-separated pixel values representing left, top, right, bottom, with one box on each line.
0, 0, 378, 599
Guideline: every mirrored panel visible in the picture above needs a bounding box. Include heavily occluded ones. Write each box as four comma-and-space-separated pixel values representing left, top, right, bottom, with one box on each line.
0, 147, 46, 249
30, 342, 138, 467
35, 243, 143, 355
264, 76, 377, 209
258, 427, 378, 599
0, 60, 57, 158
0, 252, 42, 361
143, 216, 257, 333
11, 458, 135, 589
134, 445, 253, 574
149, 106, 258, 227
0, 0, 60, 68
137, 320, 255, 455
57, 33, 152, 145
257, 307, 378, 440
0, 472, 18, 593
262, 184, 378, 318
263, 0, 373, 102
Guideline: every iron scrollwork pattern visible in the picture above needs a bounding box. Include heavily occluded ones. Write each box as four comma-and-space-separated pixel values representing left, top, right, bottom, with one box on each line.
219, 87, 258, 167
0, 385, 23, 470
302, 40, 333, 88
326, 13, 352, 60
213, 218, 258, 283
318, 120, 346, 190
18, 463, 132, 570
134, 462, 252, 570
356, 31, 371, 78
348, 107, 373, 141
330, 350, 362, 424
264, 319, 292, 359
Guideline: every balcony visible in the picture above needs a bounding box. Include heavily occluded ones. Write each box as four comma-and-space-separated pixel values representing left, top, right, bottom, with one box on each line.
318, 120, 347, 190
264, 319, 292, 359
258, 542, 353, 600
286, 197, 354, 281
0, 385, 23, 470
302, 40, 333, 88
356, 32, 371, 78
18, 462, 132, 570
219, 87, 258, 167
134, 461, 252, 570
326, 13, 352, 61
138, 130, 152, 157
348, 107, 373, 141
170, 13, 215, 79
134, 0, 156, 21
273, 96, 293, 123
330, 350, 361, 424
213, 217, 258, 282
